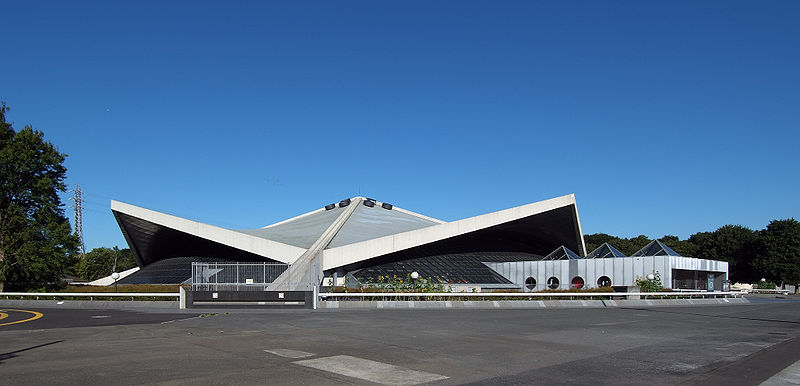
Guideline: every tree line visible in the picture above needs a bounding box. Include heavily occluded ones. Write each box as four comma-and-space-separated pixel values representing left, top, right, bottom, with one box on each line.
0, 103, 139, 290
585, 219, 800, 289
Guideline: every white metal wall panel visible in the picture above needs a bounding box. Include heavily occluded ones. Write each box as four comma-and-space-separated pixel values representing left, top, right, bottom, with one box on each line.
486, 256, 729, 291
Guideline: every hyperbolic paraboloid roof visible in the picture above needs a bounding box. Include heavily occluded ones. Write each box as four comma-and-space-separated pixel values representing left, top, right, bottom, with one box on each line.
111, 194, 586, 278
235, 202, 443, 249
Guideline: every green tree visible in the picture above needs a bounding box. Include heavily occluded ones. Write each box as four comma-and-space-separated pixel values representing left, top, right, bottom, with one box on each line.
690, 225, 760, 283
584, 233, 616, 255
583, 233, 653, 256
0, 103, 78, 291
756, 219, 800, 293
660, 235, 697, 257
77, 247, 137, 281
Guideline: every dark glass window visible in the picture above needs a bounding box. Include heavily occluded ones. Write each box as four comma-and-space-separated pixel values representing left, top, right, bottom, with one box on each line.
352, 252, 542, 285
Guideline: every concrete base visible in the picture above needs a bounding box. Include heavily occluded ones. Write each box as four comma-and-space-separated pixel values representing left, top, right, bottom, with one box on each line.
187, 290, 314, 309
318, 298, 750, 310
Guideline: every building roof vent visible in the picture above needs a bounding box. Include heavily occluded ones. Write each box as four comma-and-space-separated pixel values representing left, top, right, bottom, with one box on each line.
363, 200, 375, 208
339, 199, 351, 207
324, 204, 336, 211
381, 202, 393, 210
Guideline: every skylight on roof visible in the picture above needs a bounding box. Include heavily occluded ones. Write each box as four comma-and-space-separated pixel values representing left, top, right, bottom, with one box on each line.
543, 245, 582, 260
631, 240, 681, 257
586, 242, 627, 259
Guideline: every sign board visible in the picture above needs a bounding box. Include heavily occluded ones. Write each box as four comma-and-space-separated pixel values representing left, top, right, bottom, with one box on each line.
707, 273, 714, 291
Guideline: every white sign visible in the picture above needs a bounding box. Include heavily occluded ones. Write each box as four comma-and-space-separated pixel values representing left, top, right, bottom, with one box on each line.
245, 278, 254, 284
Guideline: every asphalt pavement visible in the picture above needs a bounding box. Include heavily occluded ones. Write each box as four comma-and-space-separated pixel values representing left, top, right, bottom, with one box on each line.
1, 298, 799, 385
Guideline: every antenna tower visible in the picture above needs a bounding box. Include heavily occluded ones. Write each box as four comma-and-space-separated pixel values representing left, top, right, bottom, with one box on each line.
72, 184, 86, 256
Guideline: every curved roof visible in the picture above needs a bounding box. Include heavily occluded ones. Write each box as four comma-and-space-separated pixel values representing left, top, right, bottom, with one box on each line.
111, 194, 586, 279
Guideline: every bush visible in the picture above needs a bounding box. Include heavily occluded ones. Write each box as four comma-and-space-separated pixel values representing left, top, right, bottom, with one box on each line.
636, 272, 664, 292
62, 284, 180, 293
754, 280, 778, 290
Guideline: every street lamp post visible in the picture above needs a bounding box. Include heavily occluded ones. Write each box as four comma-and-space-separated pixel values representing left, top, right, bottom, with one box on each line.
111, 272, 120, 292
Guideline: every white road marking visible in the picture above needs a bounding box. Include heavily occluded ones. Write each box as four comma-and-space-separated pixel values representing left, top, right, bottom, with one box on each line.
761, 359, 800, 385
264, 349, 315, 359
90, 315, 110, 319
293, 355, 448, 385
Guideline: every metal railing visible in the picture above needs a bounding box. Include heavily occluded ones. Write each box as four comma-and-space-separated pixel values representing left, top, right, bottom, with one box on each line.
0, 292, 180, 301
191, 262, 291, 291
748, 289, 790, 295
319, 291, 748, 301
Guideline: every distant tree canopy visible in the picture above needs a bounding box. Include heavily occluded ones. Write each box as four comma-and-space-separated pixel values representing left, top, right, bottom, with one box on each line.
585, 219, 800, 291
755, 219, 800, 290
584, 234, 652, 256
0, 102, 78, 291
76, 247, 137, 281
691, 225, 760, 283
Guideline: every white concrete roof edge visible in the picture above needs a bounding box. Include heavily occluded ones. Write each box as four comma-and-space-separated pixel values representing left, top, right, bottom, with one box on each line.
322, 194, 580, 271
87, 266, 140, 286
571, 194, 587, 256
111, 200, 305, 263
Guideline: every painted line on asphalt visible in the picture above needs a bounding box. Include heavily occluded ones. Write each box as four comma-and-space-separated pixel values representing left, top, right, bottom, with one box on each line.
0, 309, 44, 327
293, 355, 448, 385
0, 312, 8, 320
264, 349, 315, 359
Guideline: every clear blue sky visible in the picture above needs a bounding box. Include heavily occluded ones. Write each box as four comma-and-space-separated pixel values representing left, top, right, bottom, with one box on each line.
3, 1, 799, 250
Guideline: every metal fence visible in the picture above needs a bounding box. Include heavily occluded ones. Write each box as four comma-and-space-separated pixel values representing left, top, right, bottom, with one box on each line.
191, 262, 291, 291
318, 291, 748, 301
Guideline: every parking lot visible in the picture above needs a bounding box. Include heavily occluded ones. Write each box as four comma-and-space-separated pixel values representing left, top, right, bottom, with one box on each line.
1, 298, 799, 385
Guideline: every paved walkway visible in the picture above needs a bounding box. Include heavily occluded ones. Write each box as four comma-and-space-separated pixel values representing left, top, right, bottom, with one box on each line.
2, 301, 799, 384
762, 360, 800, 385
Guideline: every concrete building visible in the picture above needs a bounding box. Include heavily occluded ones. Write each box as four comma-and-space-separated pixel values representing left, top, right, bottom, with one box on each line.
110, 194, 728, 291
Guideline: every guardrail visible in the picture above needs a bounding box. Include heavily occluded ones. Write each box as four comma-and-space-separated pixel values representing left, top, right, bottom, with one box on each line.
319, 291, 748, 300
748, 289, 790, 295
0, 292, 181, 301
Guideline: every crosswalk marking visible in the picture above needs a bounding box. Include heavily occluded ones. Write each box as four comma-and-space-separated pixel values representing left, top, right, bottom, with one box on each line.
294, 355, 448, 385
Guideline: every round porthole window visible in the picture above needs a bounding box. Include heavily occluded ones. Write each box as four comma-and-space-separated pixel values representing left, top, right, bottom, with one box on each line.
571, 276, 585, 289
547, 277, 560, 289
597, 276, 612, 287
525, 277, 536, 290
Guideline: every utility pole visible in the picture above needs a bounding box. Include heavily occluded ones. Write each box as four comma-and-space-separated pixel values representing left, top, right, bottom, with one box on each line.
71, 184, 86, 257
